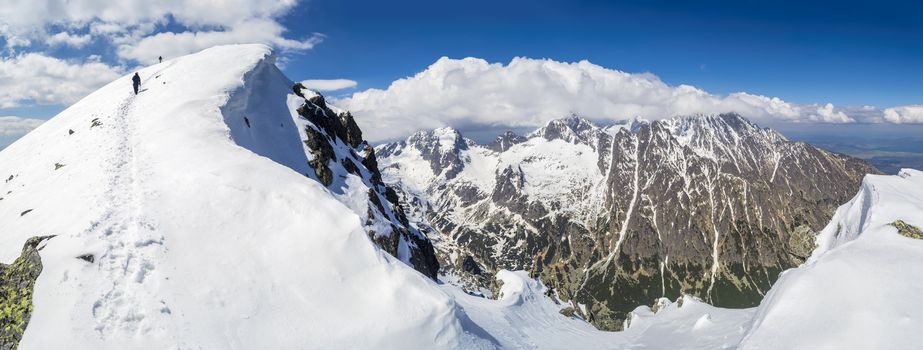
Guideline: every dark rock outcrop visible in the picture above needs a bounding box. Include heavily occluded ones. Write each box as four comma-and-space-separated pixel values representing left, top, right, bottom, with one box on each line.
0, 235, 54, 349
488, 131, 527, 152
292, 84, 440, 279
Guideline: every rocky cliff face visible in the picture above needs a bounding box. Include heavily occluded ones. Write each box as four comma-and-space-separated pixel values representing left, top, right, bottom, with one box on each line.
292, 84, 439, 279
376, 113, 878, 329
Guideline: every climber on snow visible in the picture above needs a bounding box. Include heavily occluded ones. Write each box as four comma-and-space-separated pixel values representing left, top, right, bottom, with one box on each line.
132, 73, 141, 95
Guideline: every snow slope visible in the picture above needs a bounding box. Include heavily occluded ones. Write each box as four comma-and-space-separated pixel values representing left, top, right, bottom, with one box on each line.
0, 45, 484, 349
740, 169, 923, 350
447, 270, 754, 349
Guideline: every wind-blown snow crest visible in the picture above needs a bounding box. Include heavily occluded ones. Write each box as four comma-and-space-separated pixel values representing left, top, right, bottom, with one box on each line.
740, 169, 923, 349
810, 169, 923, 258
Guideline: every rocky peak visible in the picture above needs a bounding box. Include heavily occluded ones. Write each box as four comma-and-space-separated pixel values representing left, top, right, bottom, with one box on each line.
650, 113, 784, 161
292, 83, 365, 148
529, 115, 602, 145
398, 127, 470, 180
292, 83, 439, 279
658, 113, 763, 141
601, 116, 650, 138
488, 131, 527, 152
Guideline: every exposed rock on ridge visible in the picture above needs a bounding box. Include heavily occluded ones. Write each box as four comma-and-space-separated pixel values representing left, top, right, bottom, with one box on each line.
0, 235, 53, 349
293, 83, 439, 278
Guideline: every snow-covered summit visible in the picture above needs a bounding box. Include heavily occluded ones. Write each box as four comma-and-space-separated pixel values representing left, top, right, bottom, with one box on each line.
0, 44, 465, 348
528, 115, 602, 145
488, 131, 527, 152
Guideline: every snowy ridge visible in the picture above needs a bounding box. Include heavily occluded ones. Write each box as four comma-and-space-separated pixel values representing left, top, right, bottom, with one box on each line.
0, 45, 474, 348
810, 169, 923, 257
739, 169, 923, 349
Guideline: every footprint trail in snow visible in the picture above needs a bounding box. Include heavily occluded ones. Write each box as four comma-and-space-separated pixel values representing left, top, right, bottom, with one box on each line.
90, 78, 166, 337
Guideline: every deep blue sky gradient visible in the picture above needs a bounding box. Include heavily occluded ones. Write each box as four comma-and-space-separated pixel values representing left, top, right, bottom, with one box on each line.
279, 0, 922, 107
1, 0, 922, 161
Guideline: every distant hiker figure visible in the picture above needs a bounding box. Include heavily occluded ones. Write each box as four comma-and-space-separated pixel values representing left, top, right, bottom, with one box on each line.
159, 56, 162, 63
132, 73, 141, 95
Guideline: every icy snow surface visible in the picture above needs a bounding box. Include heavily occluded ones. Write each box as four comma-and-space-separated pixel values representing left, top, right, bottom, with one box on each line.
2, 44, 922, 349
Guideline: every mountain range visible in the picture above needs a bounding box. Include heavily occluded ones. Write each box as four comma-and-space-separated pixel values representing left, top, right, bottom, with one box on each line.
377, 113, 877, 329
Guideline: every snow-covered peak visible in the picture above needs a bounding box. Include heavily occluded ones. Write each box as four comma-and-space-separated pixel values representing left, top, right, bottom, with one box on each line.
603, 116, 649, 136
377, 126, 472, 182
528, 114, 602, 145
488, 130, 527, 152
433, 126, 466, 150
0, 44, 474, 348
401, 126, 468, 152
650, 113, 785, 161
658, 113, 763, 142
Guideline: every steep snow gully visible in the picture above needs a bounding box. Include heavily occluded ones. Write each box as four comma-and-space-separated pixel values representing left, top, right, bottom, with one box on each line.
0, 44, 921, 349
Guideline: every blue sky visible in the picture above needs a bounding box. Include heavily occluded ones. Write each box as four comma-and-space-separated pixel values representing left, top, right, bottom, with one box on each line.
0, 0, 921, 147
281, 0, 922, 106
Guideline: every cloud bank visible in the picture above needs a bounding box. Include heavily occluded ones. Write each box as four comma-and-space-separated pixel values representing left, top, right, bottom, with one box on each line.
0, 53, 122, 107
0, 0, 319, 108
883, 105, 923, 124
338, 57, 918, 142
0, 115, 44, 149
0, 116, 44, 136
300, 79, 358, 92
0, 0, 316, 63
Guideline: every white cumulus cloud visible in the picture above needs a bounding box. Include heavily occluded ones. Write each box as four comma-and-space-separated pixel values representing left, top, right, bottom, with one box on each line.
0, 53, 123, 107
0, 0, 299, 33
117, 19, 323, 64
337, 57, 864, 142
45, 32, 93, 47
810, 103, 855, 123
0, 1, 321, 109
0, 0, 315, 63
300, 79, 358, 92
882, 105, 923, 124
0, 116, 44, 136
0, 115, 44, 149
